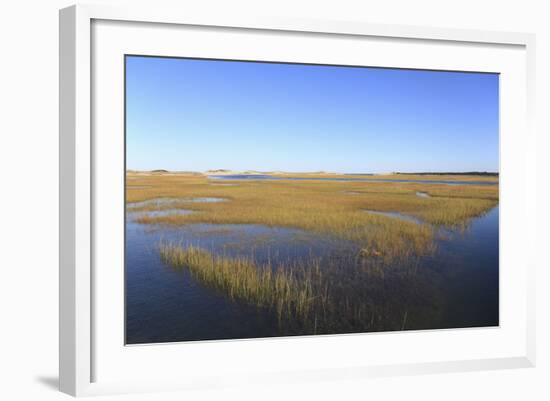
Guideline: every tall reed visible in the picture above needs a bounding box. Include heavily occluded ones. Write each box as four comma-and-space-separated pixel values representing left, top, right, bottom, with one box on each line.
159, 244, 326, 323
158, 244, 441, 334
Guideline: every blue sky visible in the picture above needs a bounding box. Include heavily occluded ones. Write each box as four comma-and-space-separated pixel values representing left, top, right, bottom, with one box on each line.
126, 56, 499, 173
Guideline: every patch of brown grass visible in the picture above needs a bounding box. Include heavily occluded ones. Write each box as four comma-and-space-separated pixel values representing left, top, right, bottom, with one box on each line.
127, 172, 498, 259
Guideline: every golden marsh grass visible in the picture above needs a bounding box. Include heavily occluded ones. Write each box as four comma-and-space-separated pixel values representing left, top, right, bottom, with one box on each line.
127, 173, 498, 260
271, 172, 498, 183
159, 244, 442, 333
159, 244, 324, 323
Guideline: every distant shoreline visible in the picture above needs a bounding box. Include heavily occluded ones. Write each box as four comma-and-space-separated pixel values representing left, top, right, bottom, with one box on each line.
126, 169, 499, 177
387, 171, 498, 177
126, 170, 499, 184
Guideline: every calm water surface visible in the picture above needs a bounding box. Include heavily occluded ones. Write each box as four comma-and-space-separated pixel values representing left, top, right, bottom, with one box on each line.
208, 174, 498, 186
125, 206, 499, 344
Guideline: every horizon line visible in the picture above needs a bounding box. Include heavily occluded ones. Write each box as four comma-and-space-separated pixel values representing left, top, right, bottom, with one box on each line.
125, 169, 500, 175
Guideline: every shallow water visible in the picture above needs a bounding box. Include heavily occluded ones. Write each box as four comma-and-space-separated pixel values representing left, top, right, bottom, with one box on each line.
125, 214, 351, 344
144, 209, 195, 218
189, 197, 227, 203
128, 197, 227, 209
125, 205, 499, 344
208, 174, 498, 186
363, 209, 424, 225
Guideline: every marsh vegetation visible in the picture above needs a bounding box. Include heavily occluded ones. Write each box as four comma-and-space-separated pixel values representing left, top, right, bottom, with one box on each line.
125, 171, 499, 343
128, 173, 497, 257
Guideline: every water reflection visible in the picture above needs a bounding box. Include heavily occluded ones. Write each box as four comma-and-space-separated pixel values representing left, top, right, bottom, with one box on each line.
128, 197, 227, 209
125, 205, 499, 343
208, 174, 498, 186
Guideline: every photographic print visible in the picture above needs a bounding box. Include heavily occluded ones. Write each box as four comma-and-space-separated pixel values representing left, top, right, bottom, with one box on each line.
125, 56, 499, 344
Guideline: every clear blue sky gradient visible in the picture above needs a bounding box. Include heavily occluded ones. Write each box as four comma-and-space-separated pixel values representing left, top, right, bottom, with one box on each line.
126, 56, 499, 173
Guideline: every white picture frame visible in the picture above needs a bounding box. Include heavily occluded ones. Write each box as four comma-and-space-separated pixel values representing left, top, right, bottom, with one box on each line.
59, 3, 536, 397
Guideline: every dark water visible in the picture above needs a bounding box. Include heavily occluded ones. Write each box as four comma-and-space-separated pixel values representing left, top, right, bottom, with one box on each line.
207, 174, 498, 186
125, 206, 499, 344
432, 206, 499, 328
125, 219, 351, 344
